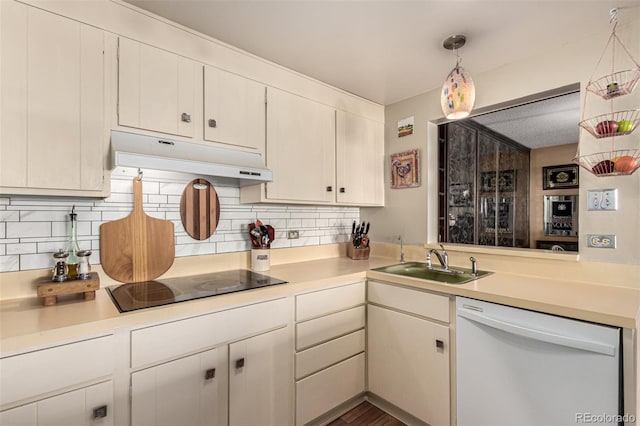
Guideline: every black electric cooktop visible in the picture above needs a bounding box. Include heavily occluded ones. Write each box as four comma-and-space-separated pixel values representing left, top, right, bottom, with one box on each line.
106, 269, 288, 313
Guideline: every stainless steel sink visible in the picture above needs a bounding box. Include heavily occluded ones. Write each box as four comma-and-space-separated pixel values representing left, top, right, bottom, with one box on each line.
371, 261, 492, 284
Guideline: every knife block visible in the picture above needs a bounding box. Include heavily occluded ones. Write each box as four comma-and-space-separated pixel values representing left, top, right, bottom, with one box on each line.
347, 235, 370, 260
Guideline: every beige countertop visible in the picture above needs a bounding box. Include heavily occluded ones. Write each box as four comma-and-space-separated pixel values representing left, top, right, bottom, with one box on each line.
2, 254, 640, 356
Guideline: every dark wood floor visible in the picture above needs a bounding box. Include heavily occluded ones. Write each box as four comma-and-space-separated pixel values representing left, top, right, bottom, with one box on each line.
327, 401, 406, 426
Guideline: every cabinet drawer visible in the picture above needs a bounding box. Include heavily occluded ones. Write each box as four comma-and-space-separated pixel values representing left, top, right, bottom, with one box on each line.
296, 353, 365, 426
131, 298, 288, 368
368, 280, 450, 323
296, 305, 365, 351
0, 335, 115, 407
296, 281, 365, 321
295, 329, 365, 379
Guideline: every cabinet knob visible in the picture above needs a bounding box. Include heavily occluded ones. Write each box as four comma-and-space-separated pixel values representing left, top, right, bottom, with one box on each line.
92, 405, 108, 419
204, 368, 216, 380
435, 339, 445, 350
326, 186, 333, 192
339, 187, 345, 193
208, 118, 217, 128
235, 358, 245, 369
181, 112, 191, 123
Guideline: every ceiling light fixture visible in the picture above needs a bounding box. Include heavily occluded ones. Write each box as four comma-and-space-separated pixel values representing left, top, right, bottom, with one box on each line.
441, 34, 476, 120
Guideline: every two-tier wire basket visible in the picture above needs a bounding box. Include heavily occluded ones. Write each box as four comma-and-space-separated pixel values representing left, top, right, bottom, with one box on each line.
574, 8, 640, 176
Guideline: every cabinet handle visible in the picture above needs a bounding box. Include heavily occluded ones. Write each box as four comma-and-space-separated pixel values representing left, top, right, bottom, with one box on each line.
208, 118, 217, 128
339, 187, 345, 193
435, 339, 445, 350
235, 358, 245, 369
181, 112, 191, 123
326, 186, 333, 192
204, 368, 216, 380
92, 405, 108, 419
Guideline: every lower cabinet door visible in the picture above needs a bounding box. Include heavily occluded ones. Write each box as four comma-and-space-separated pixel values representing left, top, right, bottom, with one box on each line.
368, 304, 450, 426
131, 347, 227, 426
0, 381, 113, 426
229, 327, 292, 426
295, 352, 365, 426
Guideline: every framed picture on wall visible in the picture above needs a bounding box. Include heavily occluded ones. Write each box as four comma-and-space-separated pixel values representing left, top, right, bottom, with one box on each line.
390, 149, 420, 189
543, 164, 579, 190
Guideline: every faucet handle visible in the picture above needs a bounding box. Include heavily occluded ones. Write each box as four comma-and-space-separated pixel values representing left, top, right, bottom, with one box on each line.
469, 256, 477, 276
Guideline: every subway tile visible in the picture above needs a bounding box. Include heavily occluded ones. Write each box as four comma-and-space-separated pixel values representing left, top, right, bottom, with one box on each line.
0, 211, 20, 221
214, 186, 240, 198
217, 240, 250, 253
287, 219, 302, 228
7, 222, 51, 239
0, 223, 4, 239
20, 253, 52, 270
38, 241, 73, 254
0, 244, 5, 256
0, 255, 19, 272
101, 211, 130, 221
291, 236, 320, 247
175, 242, 217, 257
0, 198, 9, 205
6, 243, 37, 255
167, 195, 181, 204
148, 194, 168, 204
104, 193, 134, 204
159, 182, 185, 196
300, 219, 316, 228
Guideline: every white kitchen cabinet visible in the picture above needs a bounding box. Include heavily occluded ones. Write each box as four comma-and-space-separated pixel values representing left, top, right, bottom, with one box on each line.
203, 65, 266, 151
294, 282, 366, 425
336, 111, 384, 206
229, 326, 292, 426
0, 0, 107, 195
0, 381, 113, 426
244, 87, 335, 203
367, 282, 451, 426
131, 347, 227, 426
118, 37, 200, 138
129, 298, 292, 426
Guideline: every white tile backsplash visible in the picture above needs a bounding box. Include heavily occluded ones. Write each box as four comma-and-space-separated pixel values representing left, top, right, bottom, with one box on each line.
0, 169, 358, 272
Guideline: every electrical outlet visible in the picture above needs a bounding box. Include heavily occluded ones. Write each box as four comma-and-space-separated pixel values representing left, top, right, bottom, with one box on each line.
587, 234, 616, 248
587, 189, 618, 211
287, 230, 299, 239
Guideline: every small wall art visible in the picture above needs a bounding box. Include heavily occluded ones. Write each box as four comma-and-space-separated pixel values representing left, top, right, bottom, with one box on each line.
390, 149, 420, 189
543, 164, 579, 190
397, 116, 414, 138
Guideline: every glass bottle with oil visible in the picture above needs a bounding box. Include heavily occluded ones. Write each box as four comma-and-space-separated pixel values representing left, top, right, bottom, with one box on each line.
65, 206, 80, 279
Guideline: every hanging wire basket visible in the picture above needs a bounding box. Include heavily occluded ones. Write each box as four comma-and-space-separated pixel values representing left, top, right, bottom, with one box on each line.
574, 148, 640, 176
586, 68, 640, 100
579, 110, 639, 138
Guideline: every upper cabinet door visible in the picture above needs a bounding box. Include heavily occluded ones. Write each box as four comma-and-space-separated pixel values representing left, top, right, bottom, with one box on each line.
336, 111, 384, 206
265, 87, 335, 203
118, 38, 199, 138
203, 66, 265, 152
0, 1, 106, 193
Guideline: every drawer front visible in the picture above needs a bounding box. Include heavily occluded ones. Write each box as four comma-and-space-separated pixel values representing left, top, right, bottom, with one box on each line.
368, 280, 450, 323
295, 329, 365, 379
296, 281, 365, 321
0, 335, 115, 407
296, 353, 365, 426
296, 305, 365, 351
131, 298, 289, 368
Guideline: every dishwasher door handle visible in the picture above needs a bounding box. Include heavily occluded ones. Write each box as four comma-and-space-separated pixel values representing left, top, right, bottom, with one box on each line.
457, 309, 616, 356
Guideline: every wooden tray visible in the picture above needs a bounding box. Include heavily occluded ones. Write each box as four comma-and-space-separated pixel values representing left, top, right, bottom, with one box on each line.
37, 272, 100, 306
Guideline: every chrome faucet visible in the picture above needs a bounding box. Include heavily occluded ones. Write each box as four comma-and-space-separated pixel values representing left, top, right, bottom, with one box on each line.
426, 244, 449, 270
398, 235, 405, 264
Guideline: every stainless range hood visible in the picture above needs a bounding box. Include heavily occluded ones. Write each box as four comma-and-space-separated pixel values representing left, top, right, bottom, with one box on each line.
110, 130, 272, 186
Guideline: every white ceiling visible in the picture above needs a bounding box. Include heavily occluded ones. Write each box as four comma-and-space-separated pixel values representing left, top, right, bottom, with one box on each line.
125, 0, 636, 106
124, 0, 635, 148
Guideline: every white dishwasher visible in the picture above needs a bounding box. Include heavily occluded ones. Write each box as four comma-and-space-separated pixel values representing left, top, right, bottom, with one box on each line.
456, 297, 622, 426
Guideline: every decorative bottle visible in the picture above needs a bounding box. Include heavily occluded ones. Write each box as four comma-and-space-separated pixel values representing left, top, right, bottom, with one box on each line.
65, 206, 80, 279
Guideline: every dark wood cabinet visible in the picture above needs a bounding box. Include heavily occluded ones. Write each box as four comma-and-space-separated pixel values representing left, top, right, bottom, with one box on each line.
439, 121, 530, 248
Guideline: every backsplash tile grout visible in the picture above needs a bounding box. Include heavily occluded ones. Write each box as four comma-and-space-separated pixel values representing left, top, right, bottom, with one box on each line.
0, 168, 358, 272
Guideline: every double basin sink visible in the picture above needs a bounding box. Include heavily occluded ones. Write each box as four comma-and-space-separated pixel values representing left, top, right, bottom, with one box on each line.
372, 261, 491, 285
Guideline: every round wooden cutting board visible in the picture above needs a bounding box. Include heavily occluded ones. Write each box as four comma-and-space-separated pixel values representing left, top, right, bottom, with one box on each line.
180, 178, 220, 240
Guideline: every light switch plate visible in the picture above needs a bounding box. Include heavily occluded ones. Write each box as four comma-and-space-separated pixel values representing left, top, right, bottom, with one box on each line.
587, 189, 618, 211
587, 234, 616, 248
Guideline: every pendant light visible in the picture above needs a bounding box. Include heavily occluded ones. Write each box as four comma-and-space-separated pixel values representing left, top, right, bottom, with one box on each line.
441, 34, 476, 120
